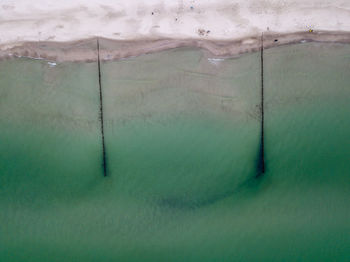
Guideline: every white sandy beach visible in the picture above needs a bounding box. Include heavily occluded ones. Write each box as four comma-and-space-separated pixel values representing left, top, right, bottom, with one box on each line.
1, 0, 350, 48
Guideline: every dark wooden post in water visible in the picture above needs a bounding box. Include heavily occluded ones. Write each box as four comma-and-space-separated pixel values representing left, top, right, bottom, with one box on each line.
258, 33, 266, 176
97, 38, 107, 177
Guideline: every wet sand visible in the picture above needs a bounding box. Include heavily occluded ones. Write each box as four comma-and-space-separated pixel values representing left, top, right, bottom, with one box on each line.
1, 31, 350, 62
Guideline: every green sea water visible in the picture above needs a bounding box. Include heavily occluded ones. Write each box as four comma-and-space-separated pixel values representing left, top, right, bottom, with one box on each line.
0, 43, 349, 261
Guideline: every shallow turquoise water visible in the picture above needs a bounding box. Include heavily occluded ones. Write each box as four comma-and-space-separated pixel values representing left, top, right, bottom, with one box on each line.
0, 43, 349, 261
102, 48, 261, 205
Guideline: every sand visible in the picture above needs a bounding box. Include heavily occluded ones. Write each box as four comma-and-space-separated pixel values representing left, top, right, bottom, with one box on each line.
1, 0, 350, 60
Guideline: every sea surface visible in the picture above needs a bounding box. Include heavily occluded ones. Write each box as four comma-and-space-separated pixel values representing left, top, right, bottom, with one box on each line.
0, 42, 349, 261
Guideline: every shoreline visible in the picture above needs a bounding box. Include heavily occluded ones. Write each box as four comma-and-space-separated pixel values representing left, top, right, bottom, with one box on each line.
1, 31, 350, 62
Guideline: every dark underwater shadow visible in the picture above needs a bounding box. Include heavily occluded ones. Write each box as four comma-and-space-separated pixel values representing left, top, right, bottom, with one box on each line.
157, 140, 268, 210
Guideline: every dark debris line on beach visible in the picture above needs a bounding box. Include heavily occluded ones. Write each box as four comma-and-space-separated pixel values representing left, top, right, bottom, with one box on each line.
97, 38, 107, 177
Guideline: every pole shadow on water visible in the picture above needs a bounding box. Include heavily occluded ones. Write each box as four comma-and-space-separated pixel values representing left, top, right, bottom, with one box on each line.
256, 33, 265, 178
97, 38, 107, 177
